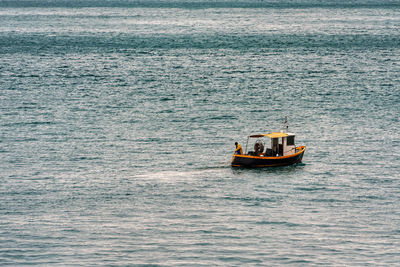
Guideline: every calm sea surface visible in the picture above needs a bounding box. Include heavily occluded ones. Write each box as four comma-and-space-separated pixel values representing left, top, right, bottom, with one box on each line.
1, 1, 399, 265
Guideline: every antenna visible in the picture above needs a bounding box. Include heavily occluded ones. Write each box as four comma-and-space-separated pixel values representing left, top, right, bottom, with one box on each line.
283, 116, 288, 132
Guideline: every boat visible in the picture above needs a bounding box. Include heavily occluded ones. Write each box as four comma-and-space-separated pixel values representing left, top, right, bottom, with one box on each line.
231, 121, 306, 168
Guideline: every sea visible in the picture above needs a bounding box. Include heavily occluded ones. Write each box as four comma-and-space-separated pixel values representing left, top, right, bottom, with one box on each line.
1, 0, 399, 265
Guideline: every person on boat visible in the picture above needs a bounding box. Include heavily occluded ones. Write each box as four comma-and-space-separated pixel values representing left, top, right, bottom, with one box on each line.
234, 142, 243, 155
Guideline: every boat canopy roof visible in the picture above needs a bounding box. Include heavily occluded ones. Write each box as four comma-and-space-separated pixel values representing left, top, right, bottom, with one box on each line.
249, 132, 293, 138
266, 132, 289, 138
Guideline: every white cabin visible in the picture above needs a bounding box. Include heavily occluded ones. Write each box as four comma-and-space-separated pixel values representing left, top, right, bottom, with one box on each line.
265, 132, 296, 157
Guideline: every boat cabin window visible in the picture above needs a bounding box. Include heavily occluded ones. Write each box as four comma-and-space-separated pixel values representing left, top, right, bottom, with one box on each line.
287, 136, 295, 146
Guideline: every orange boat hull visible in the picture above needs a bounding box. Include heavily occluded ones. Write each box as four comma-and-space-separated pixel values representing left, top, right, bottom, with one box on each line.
231, 146, 306, 168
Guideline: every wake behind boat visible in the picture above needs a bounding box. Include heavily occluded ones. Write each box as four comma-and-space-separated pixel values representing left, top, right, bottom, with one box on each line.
231, 120, 306, 168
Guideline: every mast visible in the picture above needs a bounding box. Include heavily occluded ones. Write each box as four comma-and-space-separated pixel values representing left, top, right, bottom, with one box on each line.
283, 116, 289, 133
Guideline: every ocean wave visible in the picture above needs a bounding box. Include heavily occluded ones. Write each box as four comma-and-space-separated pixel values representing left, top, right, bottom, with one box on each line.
1, 33, 399, 53
1, 0, 399, 8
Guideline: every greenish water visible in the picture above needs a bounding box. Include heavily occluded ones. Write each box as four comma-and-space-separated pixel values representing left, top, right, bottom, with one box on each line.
1, 1, 399, 265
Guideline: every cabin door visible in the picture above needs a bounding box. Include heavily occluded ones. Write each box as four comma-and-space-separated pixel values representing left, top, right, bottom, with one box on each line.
271, 138, 279, 156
